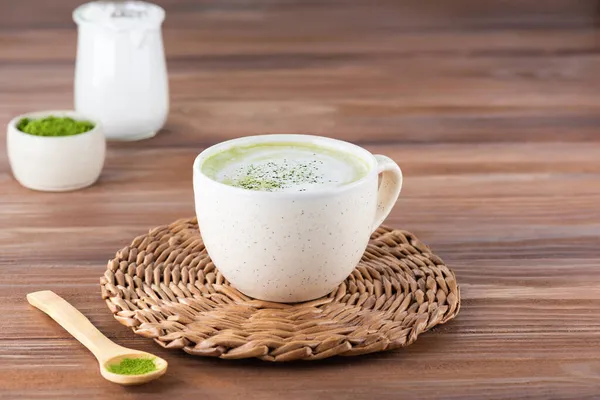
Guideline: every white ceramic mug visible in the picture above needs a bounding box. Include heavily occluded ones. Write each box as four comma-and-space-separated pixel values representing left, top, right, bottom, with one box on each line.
193, 134, 402, 303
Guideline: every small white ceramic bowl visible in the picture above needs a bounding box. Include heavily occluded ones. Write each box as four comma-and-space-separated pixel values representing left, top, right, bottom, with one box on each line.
7, 110, 106, 192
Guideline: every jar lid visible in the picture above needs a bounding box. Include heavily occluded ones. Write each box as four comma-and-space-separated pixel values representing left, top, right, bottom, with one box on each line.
73, 1, 165, 30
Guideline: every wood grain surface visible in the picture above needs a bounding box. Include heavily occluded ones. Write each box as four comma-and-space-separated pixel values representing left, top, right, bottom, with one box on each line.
1, 0, 600, 399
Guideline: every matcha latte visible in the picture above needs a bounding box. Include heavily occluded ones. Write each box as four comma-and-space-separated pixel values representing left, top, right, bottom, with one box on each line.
193, 134, 403, 302
202, 142, 369, 192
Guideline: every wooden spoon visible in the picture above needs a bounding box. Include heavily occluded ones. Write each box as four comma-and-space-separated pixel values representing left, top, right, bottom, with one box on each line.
27, 290, 168, 385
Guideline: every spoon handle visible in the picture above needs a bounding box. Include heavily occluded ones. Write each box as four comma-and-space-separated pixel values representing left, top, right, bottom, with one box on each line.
27, 290, 123, 363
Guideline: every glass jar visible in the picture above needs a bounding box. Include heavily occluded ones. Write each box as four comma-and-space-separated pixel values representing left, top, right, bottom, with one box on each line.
73, 1, 169, 141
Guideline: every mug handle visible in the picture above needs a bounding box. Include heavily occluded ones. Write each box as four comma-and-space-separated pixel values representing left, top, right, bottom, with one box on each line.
371, 155, 403, 233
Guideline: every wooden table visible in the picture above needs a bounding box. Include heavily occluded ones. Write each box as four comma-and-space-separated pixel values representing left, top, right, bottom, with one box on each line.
2, 0, 600, 398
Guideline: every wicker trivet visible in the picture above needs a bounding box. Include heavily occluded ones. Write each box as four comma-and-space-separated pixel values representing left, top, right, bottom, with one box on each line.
101, 217, 460, 361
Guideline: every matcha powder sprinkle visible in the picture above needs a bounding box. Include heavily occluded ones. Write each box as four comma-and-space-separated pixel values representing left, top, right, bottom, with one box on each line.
229, 160, 324, 191
17, 116, 95, 137
107, 358, 157, 375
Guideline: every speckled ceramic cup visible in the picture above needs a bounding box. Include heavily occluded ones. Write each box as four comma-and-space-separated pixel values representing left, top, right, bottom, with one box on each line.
193, 134, 402, 303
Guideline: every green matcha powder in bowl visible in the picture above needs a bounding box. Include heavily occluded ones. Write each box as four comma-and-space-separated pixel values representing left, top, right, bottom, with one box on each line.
17, 115, 95, 137
6, 110, 106, 192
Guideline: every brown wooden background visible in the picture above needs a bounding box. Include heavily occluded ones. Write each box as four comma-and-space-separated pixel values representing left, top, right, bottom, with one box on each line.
1, 0, 600, 399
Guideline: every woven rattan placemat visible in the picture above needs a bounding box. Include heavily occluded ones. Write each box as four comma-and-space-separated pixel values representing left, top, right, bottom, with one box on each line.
100, 218, 460, 361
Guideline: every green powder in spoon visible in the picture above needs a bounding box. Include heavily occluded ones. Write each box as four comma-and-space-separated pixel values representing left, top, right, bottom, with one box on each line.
17, 116, 95, 137
107, 357, 157, 375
